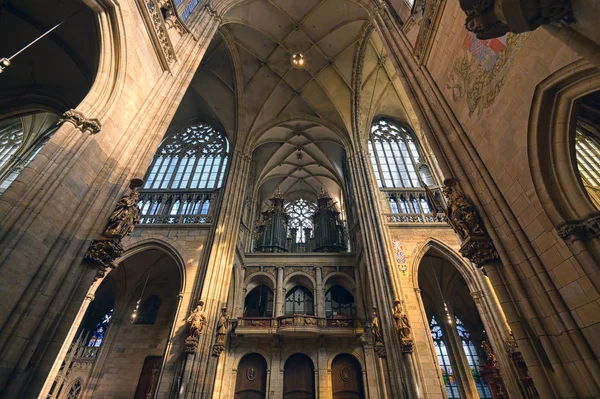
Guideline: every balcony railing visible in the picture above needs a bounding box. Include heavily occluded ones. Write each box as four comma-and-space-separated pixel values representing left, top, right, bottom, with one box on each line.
384, 188, 447, 225
137, 190, 215, 225
235, 315, 363, 335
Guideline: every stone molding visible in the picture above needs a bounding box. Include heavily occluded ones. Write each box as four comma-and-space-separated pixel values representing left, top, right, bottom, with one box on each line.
138, 0, 176, 70
59, 110, 101, 134
556, 211, 600, 241
443, 178, 499, 267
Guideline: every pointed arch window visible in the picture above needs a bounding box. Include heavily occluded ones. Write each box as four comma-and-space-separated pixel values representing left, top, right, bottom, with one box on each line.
575, 128, 600, 208
369, 118, 434, 189
455, 317, 493, 399
285, 285, 314, 315
144, 123, 229, 190
87, 309, 113, 347
66, 381, 82, 399
0, 112, 60, 192
430, 316, 460, 398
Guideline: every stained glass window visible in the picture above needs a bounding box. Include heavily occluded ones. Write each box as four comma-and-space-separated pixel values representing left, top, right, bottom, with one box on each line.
455, 317, 493, 399
575, 129, 600, 208
325, 285, 356, 318
144, 123, 229, 190
285, 199, 316, 242
369, 118, 433, 188
66, 381, 82, 399
285, 285, 314, 315
430, 316, 460, 398
87, 309, 112, 347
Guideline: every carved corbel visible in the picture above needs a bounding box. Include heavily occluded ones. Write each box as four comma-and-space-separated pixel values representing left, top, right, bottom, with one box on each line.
442, 178, 499, 268
85, 179, 143, 279
556, 211, 600, 241
59, 110, 101, 134
460, 0, 572, 40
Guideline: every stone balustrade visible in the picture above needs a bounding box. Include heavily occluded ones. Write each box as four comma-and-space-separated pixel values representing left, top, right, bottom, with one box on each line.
137, 190, 213, 224
235, 315, 362, 336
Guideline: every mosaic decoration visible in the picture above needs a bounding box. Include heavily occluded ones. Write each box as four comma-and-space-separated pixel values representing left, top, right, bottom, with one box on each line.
446, 32, 528, 117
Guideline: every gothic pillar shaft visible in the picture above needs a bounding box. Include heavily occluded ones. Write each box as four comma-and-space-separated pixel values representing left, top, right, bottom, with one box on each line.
275, 266, 284, 317
346, 147, 419, 398
315, 267, 325, 318
187, 147, 251, 397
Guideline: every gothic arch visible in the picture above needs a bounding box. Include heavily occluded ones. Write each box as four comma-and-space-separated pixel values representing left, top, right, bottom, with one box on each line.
528, 60, 600, 235
283, 272, 316, 291
244, 272, 276, 292
323, 272, 356, 293
326, 351, 365, 371
117, 239, 187, 293
411, 238, 478, 293
280, 351, 318, 373
232, 351, 271, 371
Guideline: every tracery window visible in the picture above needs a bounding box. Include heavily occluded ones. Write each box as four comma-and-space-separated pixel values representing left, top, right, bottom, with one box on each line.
285, 199, 317, 242
575, 128, 600, 208
285, 285, 314, 315
136, 295, 161, 325
244, 285, 274, 317
369, 118, 432, 189
325, 285, 356, 318
430, 316, 459, 398
144, 123, 229, 190
0, 113, 59, 192
455, 317, 493, 399
66, 381, 82, 399
87, 309, 113, 347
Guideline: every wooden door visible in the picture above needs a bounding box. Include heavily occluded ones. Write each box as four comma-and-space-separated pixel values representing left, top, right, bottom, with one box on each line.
134, 356, 162, 399
283, 353, 315, 399
332, 354, 365, 399
234, 353, 268, 399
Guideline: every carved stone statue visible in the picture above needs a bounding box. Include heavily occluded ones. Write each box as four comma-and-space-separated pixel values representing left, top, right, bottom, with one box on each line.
217, 307, 229, 335
371, 308, 383, 345
212, 307, 229, 357
104, 188, 141, 239
187, 301, 206, 338
443, 179, 485, 240
392, 301, 411, 340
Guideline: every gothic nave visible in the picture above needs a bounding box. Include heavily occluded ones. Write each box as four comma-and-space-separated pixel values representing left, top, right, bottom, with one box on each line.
0, 0, 599, 398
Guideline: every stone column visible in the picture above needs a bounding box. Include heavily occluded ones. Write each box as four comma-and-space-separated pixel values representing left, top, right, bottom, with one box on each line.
345, 146, 418, 398
275, 266, 285, 317
314, 266, 325, 318
186, 147, 252, 397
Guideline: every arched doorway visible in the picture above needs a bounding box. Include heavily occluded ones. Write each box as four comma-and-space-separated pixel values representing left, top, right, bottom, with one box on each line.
234, 353, 268, 399
331, 354, 364, 399
418, 252, 497, 399
283, 353, 315, 399
45, 247, 182, 398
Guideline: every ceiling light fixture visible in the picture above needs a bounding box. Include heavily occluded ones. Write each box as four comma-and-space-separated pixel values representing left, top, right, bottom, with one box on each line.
290, 53, 305, 69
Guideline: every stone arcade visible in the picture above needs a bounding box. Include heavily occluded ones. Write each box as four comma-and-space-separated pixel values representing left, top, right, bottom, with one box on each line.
0, 0, 599, 398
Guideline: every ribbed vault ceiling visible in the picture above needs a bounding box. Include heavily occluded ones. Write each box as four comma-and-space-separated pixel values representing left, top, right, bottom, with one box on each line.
254, 120, 345, 205
174, 0, 417, 209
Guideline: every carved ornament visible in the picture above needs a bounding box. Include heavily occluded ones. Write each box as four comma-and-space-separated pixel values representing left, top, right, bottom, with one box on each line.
459, 0, 572, 40
442, 178, 499, 267
139, 0, 175, 71
556, 212, 600, 241
85, 180, 142, 279
413, 0, 444, 63
59, 110, 101, 134
85, 239, 124, 279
